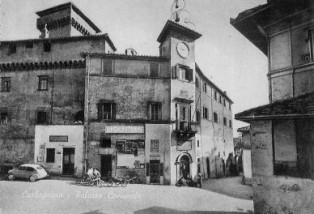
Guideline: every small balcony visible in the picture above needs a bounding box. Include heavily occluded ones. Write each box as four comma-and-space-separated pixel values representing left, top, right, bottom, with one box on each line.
173, 121, 197, 141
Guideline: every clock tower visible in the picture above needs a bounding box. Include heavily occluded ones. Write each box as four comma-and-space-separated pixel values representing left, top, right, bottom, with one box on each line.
157, 20, 202, 185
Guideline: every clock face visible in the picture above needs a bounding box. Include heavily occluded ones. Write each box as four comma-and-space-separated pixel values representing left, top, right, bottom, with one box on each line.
176, 42, 190, 58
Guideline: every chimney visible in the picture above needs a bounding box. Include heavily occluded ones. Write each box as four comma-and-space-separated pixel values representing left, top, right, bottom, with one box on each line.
40, 24, 49, 39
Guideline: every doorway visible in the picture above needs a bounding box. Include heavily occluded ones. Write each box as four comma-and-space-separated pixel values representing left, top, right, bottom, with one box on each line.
150, 160, 160, 183
180, 155, 190, 179
206, 157, 210, 178
101, 155, 112, 178
63, 148, 75, 175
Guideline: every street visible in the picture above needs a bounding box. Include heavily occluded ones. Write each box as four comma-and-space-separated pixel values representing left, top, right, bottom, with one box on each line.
0, 179, 253, 214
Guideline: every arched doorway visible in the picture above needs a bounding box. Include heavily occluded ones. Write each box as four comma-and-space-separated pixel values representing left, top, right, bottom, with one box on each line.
180, 155, 190, 179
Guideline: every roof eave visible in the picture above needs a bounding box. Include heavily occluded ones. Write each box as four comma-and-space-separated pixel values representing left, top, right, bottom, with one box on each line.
157, 20, 202, 43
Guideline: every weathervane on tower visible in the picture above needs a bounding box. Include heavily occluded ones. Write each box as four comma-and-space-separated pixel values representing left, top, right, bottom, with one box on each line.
171, 0, 196, 30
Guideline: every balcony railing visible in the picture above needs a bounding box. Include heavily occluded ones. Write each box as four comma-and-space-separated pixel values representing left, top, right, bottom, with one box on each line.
174, 121, 197, 142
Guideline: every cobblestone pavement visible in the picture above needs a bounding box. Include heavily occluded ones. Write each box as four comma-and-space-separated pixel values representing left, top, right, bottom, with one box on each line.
202, 176, 253, 200
0, 179, 253, 214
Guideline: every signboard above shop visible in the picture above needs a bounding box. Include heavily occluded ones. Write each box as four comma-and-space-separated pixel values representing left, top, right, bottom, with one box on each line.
105, 125, 144, 134
49, 135, 68, 142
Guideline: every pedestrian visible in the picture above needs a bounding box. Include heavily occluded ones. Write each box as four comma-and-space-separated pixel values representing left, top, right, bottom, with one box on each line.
93, 168, 101, 186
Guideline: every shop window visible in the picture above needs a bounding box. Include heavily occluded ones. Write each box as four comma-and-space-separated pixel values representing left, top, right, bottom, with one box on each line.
203, 83, 207, 93
0, 112, 8, 125
223, 117, 227, 126
203, 106, 208, 119
38, 76, 48, 91
148, 102, 162, 121
98, 102, 116, 120
8, 44, 17, 55
102, 59, 113, 75
195, 77, 199, 88
150, 63, 159, 77
43, 41, 51, 52
101, 138, 111, 148
1, 77, 11, 92
25, 42, 33, 49
116, 140, 145, 169
196, 110, 200, 123
46, 148, 55, 163
213, 112, 218, 123
37, 111, 47, 124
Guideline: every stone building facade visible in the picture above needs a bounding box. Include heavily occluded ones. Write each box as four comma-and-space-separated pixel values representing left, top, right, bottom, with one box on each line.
0, 2, 233, 184
232, 0, 314, 213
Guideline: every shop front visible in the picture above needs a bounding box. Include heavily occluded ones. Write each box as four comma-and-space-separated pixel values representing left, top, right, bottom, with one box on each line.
34, 125, 84, 176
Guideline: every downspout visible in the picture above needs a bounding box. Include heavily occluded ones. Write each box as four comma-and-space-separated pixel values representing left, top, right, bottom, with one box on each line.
84, 53, 91, 173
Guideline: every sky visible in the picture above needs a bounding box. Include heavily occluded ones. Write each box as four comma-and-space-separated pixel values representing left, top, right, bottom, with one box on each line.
0, 0, 268, 136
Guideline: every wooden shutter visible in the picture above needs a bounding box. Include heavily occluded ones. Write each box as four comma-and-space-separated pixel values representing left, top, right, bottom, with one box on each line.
171, 66, 177, 79
160, 163, 163, 176
97, 103, 101, 121
188, 69, 193, 81
158, 102, 162, 120
112, 103, 116, 120
146, 163, 150, 176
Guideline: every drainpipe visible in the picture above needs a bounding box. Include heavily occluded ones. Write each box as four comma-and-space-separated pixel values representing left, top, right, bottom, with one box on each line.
84, 53, 91, 173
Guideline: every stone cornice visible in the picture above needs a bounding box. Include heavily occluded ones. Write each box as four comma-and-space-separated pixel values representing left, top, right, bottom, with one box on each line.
0, 60, 86, 72
37, 16, 92, 36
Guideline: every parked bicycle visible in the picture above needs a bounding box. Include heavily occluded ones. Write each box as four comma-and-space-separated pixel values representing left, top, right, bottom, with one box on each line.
107, 177, 127, 187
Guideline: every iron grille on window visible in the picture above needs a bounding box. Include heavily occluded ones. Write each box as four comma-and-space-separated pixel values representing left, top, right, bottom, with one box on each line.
1, 78, 11, 92
98, 102, 116, 120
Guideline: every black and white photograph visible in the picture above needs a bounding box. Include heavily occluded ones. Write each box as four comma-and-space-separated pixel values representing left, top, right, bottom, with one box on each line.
0, 0, 313, 213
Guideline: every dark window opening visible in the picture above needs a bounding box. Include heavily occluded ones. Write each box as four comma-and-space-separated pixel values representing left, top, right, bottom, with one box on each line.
101, 138, 111, 148
25, 42, 33, 49
196, 110, 200, 123
0, 112, 8, 125
43, 41, 51, 52
150, 63, 159, 77
214, 112, 218, 123
74, 110, 84, 124
229, 120, 232, 128
219, 96, 222, 104
148, 102, 162, 121
46, 148, 55, 163
203, 83, 207, 93
214, 91, 217, 101
8, 44, 17, 55
195, 77, 199, 88
103, 59, 113, 75
1, 78, 11, 92
203, 106, 208, 119
197, 140, 200, 147
223, 117, 227, 126
223, 99, 226, 107
38, 76, 48, 91
229, 103, 231, 110
98, 102, 116, 120
37, 111, 47, 124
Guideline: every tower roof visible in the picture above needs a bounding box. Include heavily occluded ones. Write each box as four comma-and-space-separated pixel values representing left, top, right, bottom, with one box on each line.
157, 20, 202, 43
36, 2, 101, 33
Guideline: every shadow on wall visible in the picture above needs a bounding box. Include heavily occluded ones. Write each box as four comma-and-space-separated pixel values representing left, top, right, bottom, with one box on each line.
83, 207, 253, 214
